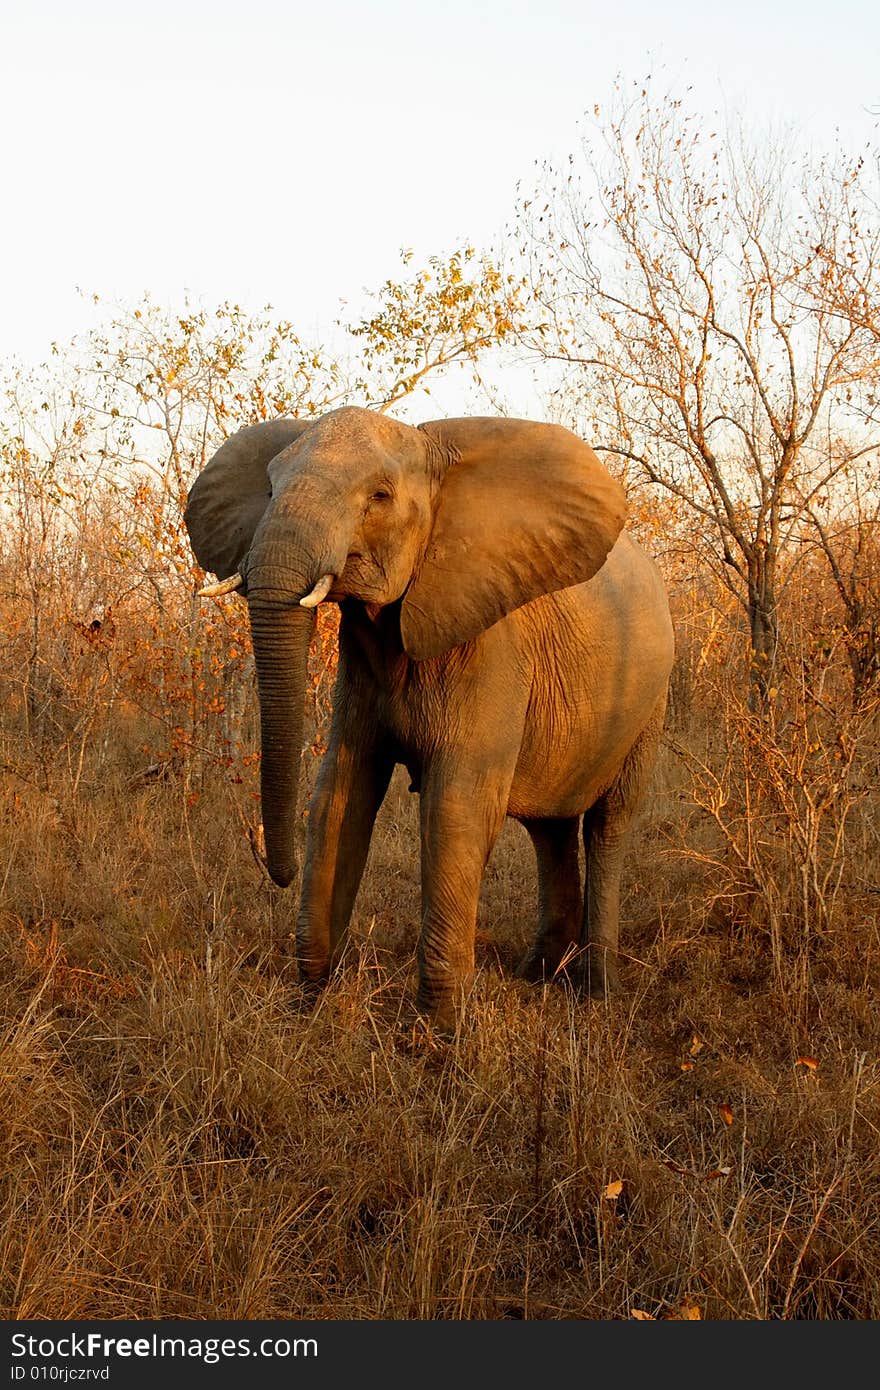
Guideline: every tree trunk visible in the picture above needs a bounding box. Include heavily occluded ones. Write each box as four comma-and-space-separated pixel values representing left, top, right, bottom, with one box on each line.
747, 568, 779, 712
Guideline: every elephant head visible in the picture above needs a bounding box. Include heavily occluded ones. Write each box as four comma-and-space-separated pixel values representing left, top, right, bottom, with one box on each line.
184, 407, 626, 888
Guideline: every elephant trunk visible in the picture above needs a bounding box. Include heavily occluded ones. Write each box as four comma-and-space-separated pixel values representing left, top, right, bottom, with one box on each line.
247, 594, 317, 888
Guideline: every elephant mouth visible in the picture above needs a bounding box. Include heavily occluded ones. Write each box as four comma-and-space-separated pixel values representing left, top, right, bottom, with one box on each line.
242, 561, 338, 609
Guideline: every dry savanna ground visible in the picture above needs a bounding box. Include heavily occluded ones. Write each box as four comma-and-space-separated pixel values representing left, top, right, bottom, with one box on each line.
1, 580, 879, 1321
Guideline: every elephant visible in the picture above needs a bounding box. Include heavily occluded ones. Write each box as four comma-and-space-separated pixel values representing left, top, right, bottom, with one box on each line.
184, 407, 674, 1029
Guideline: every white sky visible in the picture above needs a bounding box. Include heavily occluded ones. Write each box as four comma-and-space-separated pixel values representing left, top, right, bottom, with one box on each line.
2, 0, 878, 391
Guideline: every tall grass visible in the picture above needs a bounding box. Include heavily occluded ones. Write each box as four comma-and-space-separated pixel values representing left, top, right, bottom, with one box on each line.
1, 698, 878, 1318
0, 473, 878, 1318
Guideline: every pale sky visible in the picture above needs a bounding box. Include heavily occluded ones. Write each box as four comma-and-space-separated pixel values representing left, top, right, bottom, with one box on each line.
2, 0, 878, 386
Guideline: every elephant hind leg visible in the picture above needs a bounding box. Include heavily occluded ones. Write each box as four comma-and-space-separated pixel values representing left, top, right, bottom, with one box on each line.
579, 696, 667, 997
516, 816, 582, 983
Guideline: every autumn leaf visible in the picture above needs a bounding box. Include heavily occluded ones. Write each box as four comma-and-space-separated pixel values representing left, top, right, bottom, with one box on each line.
680, 1061, 694, 1072
689, 1034, 704, 1056
604, 1179, 624, 1200
663, 1160, 693, 1176
718, 1103, 734, 1126
663, 1298, 702, 1320
631, 1309, 654, 1320
796, 1056, 819, 1070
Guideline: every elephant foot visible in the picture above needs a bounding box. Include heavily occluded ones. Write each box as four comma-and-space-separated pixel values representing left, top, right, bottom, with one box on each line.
415, 976, 473, 1038
295, 965, 328, 998
516, 951, 554, 984
414, 996, 458, 1039
297, 931, 353, 988
516, 942, 580, 986
515, 949, 535, 982
297, 961, 330, 988
572, 948, 623, 999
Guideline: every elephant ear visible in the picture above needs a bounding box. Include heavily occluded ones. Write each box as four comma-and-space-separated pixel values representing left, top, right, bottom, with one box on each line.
184, 418, 316, 579
401, 417, 626, 661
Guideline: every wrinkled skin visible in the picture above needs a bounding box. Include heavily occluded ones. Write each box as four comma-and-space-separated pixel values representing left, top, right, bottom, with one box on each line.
185, 407, 674, 1029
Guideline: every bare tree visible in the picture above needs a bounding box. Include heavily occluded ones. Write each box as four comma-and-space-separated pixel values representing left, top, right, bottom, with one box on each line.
517, 86, 880, 705
801, 471, 880, 707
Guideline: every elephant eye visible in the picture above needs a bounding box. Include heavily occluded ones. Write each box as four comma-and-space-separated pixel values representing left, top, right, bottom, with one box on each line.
369, 487, 393, 503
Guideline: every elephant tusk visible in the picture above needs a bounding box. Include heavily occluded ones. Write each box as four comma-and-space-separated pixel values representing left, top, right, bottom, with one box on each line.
299, 573, 334, 608
198, 572, 244, 598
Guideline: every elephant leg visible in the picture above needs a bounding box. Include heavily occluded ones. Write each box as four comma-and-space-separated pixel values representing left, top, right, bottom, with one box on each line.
417, 769, 510, 1029
516, 817, 582, 982
579, 698, 666, 996
297, 736, 394, 985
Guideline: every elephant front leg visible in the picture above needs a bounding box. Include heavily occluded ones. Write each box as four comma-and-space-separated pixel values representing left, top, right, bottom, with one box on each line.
417, 773, 509, 1030
517, 816, 582, 983
297, 738, 393, 985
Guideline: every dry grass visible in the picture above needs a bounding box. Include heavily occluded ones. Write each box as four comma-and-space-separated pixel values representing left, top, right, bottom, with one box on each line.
2, 712, 879, 1320
2, 297, 878, 1320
